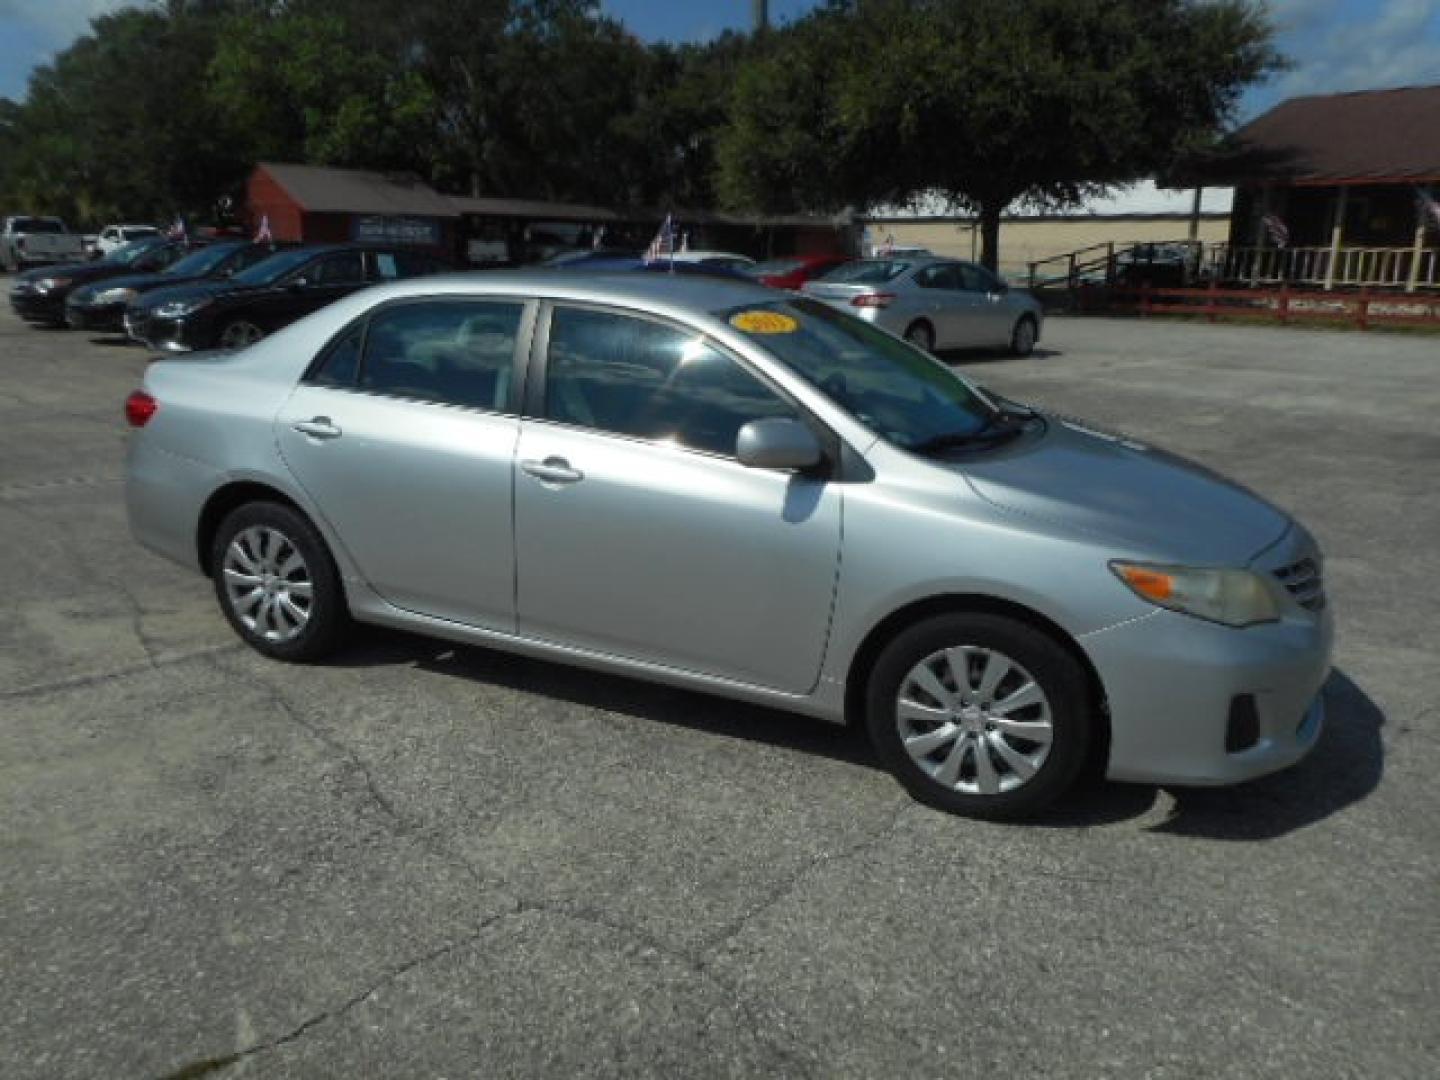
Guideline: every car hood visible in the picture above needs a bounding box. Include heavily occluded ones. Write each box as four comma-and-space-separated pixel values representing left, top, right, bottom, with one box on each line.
133, 278, 249, 311
954, 415, 1291, 566
71, 269, 205, 299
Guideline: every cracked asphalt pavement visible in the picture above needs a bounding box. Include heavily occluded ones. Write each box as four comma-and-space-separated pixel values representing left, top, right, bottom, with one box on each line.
3, 286, 1437, 1078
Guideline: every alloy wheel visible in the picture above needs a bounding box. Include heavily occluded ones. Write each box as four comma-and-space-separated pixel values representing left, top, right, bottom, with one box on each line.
895, 645, 1054, 796
221, 525, 313, 644
220, 320, 265, 348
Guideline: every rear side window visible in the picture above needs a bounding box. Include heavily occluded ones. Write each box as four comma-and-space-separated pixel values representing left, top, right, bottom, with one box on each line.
544, 306, 796, 457
310, 327, 362, 388
312, 252, 365, 285
359, 301, 524, 411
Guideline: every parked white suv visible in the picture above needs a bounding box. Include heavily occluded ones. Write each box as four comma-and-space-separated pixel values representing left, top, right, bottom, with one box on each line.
94, 224, 161, 258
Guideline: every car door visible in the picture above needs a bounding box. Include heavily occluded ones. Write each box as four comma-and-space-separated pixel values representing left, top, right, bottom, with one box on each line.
512, 302, 843, 693
275, 296, 531, 630
913, 263, 985, 347
956, 262, 1013, 346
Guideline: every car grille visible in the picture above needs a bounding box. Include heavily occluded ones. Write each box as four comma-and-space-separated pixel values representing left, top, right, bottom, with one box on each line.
1273, 557, 1325, 612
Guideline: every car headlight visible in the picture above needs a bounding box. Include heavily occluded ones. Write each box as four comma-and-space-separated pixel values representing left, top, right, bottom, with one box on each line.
35, 276, 73, 292
93, 286, 137, 305
1110, 561, 1280, 627
153, 297, 211, 318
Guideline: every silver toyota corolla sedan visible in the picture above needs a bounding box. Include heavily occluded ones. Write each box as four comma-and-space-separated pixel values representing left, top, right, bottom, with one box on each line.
124, 272, 1331, 818
802, 256, 1046, 356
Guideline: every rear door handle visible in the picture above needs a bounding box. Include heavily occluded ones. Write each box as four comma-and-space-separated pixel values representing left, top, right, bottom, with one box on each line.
293, 417, 342, 440
521, 456, 584, 484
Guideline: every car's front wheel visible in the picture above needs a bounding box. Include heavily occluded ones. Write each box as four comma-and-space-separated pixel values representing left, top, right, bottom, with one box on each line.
210, 501, 347, 662
865, 613, 1092, 819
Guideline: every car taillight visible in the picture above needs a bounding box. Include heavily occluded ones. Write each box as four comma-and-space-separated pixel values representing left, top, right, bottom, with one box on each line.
125, 390, 157, 427
851, 293, 895, 308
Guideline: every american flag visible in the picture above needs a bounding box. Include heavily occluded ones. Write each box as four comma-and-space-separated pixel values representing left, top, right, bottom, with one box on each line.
1418, 187, 1440, 232
255, 214, 273, 244
644, 214, 676, 264
1261, 212, 1289, 248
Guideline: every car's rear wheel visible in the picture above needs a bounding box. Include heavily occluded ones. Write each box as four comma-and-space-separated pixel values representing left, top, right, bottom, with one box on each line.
904, 320, 936, 352
219, 319, 266, 349
210, 501, 347, 662
1010, 315, 1038, 357
865, 613, 1092, 819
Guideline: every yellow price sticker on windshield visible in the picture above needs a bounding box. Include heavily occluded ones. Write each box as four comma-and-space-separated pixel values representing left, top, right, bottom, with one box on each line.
730, 310, 798, 334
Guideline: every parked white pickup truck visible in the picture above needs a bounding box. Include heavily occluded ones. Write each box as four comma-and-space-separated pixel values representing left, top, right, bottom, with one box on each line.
1, 216, 88, 272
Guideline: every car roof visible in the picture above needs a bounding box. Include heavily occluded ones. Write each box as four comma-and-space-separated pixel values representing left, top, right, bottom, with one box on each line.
369, 269, 780, 313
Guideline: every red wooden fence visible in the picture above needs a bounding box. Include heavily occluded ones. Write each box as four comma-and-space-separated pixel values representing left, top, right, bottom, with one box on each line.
1079, 282, 1440, 330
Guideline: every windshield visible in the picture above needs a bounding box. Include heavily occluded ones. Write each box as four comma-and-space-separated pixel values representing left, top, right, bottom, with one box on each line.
104, 237, 168, 265
720, 298, 996, 450
15, 217, 66, 233
163, 243, 243, 277
818, 259, 911, 284
231, 247, 317, 286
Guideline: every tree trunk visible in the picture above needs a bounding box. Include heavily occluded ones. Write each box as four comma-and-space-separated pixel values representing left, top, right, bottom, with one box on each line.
978, 201, 1002, 273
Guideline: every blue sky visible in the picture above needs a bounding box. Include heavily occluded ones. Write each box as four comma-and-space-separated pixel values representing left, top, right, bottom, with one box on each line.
2, 0, 1438, 117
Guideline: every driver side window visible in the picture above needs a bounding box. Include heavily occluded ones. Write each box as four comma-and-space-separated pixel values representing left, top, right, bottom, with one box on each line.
310, 252, 365, 286
544, 306, 796, 457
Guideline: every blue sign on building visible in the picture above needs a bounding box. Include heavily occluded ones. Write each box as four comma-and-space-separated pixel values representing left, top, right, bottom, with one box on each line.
351, 216, 442, 247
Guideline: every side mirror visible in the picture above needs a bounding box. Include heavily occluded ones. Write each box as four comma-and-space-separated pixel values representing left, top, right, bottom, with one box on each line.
736, 418, 823, 472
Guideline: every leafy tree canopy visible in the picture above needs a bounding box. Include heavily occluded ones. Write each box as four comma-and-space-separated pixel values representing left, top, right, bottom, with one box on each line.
717, 0, 1284, 269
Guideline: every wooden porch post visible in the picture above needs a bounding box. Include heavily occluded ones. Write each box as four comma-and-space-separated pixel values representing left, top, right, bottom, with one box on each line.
1324, 186, 1348, 291
1252, 187, 1271, 285
1188, 186, 1202, 241
1407, 199, 1426, 294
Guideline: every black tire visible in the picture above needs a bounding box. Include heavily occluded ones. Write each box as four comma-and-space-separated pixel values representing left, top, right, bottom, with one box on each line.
904, 320, 935, 352
864, 612, 1092, 819
1010, 315, 1038, 357
218, 318, 266, 349
210, 501, 348, 662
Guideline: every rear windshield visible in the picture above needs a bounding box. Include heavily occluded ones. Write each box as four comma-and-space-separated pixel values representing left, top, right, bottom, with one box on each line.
818, 259, 910, 284
13, 218, 66, 233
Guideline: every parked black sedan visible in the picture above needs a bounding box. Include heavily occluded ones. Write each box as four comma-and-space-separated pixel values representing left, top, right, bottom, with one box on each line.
65, 240, 293, 334
8, 236, 193, 326
126, 244, 452, 351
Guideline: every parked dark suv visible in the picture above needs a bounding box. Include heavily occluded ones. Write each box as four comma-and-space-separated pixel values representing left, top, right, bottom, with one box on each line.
125, 244, 452, 351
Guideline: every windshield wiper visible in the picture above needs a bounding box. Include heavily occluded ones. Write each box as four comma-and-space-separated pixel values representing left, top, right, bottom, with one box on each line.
910, 406, 1035, 456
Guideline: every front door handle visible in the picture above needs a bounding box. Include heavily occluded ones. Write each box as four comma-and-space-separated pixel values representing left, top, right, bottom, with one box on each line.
293, 417, 342, 440
521, 456, 584, 484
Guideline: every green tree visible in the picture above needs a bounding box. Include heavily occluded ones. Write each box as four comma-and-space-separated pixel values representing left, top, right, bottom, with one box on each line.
718, 0, 1283, 270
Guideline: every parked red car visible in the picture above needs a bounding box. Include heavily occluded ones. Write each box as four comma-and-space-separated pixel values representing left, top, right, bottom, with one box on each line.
745, 253, 852, 290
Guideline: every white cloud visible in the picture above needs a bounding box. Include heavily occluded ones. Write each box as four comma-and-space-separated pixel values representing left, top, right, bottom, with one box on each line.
1271, 0, 1440, 99
0, 0, 142, 46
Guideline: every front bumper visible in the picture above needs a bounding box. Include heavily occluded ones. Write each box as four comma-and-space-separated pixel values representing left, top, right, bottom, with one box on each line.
1083, 601, 1332, 787
66, 301, 126, 333
125, 308, 196, 352
9, 288, 65, 323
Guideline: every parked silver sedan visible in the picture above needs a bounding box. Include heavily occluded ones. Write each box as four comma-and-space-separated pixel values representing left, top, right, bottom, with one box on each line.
124, 272, 1331, 817
803, 256, 1044, 355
